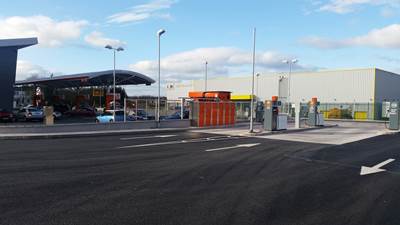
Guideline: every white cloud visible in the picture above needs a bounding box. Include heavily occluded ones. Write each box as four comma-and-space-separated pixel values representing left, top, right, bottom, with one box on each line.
84, 31, 126, 48
129, 47, 303, 82
302, 24, 400, 49
16, 60, 50, 81
318, 0, 400, 14
107, 0, 177, 24
0, 15, 88, 47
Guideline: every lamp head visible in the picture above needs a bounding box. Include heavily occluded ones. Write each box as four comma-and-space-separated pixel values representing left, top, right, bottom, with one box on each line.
157, 29, 166, 36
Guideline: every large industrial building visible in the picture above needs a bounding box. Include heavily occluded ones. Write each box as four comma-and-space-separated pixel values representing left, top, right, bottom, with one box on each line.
166, 68, 400, 120
167, 68, 400, 103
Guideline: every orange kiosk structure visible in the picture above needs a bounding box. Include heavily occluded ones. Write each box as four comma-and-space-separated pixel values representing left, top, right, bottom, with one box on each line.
188, 91, 235, 127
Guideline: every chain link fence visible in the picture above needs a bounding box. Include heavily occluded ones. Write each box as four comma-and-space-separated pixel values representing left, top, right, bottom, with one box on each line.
125, 99, 190, 120
124, 100, 389, 122
234, 101, 389, 121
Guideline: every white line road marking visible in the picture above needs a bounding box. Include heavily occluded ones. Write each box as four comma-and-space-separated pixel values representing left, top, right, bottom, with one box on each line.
360, 158, 395, 176
120, 135, 177, 140
205, 143, 261, 152
117, 136, 245, 149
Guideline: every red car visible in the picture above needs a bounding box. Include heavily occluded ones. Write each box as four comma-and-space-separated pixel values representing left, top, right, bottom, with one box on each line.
0, 109, 15, 122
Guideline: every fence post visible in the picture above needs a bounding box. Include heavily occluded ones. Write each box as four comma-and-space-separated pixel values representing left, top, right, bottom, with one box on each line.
135, 99, 138, 119
165, 100, 168, 117
124, 97, 127, 123
295, 101, 300, 129
145, 100, 148, 119
180, 98, 184, 120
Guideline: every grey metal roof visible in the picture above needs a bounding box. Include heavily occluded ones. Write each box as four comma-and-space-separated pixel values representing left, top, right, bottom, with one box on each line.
0, 37, 38, 49
15, 70, 155, 88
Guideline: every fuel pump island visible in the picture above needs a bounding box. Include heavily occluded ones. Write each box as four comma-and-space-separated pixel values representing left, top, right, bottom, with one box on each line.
389, 101, 400, 130
308, 97, 324, 127
263, 96, 287, 131
263, 96, 324, 131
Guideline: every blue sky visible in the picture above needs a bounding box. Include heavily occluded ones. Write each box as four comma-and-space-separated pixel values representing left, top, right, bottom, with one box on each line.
1, 0, 400, 95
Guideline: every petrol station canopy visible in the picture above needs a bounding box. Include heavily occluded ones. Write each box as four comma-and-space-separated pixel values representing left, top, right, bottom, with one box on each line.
15, 70, 155, 88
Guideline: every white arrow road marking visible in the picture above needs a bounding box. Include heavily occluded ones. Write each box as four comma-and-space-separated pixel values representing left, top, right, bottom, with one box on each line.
120, 135, 177, 140
205, 143, 261, 152
118, 136, 244, 149
360, 158, 395, 176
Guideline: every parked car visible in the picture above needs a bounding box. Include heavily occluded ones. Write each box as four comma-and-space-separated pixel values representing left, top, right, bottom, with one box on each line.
53, 103, 70, 114
95, 110, 135, 123
132, 109, 149, 120
0, 109, 15, 122
162, 110, 189, 120
16, 107, 44, 121
53, 111, 62, 119
65, 107, 96, 117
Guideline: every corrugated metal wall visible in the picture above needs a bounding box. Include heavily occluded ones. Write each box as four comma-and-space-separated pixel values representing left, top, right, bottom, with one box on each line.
166, 69, 378, 103
375, 69, 400, 102
291, 68, 375, 103
166, 82, 194, 100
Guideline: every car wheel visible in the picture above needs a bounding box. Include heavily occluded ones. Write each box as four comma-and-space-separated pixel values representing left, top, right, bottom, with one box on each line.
109, 119, 114, 123
95, 119, 100, 123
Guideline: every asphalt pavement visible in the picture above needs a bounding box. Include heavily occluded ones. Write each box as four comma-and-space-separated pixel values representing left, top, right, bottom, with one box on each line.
1, 129, 400, 225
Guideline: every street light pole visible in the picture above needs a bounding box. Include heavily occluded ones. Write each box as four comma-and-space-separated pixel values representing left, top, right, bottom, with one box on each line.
282, 58, 298, 115
105, 45, 124, 112
205, 61, 208, 92
157, 29, 166, 126
256, 73, 260, 99
250, 27, 256, 133
113, 49, 116, 111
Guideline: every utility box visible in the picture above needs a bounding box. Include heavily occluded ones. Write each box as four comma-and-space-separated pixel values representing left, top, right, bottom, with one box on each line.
308, 97, 324, 127
389, 102, 400, 130
43, 106, 54, 125
264, 96, 286, 131
277, 114, 288, 130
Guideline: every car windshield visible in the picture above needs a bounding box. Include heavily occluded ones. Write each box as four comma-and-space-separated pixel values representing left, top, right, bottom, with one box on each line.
102, 112, 113, 116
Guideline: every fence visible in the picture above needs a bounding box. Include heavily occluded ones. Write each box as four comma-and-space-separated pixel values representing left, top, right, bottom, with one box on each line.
124, 99, 189, 119
233, 101, 388, 121
314, 102, 384, 120
125, 100, 388, 122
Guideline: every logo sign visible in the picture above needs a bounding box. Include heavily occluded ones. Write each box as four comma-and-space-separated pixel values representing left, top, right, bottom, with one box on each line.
36, 87, 42, 96
93, 89, 104, 97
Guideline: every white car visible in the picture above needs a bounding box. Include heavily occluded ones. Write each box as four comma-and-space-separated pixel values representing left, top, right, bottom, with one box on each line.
53, 111, 62, 119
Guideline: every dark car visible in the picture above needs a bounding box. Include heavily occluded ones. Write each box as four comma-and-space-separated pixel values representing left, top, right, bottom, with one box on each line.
53, 103, 70, 114
162, 110, 189, 120
65, 107, 96, 117
0, 109, 15, 122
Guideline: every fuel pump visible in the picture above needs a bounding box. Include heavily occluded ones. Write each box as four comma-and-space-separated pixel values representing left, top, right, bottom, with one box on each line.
255, 101, 264, 123
389, 101, 400, 130
308, 97, 324, 126
264, 96, 287, 131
